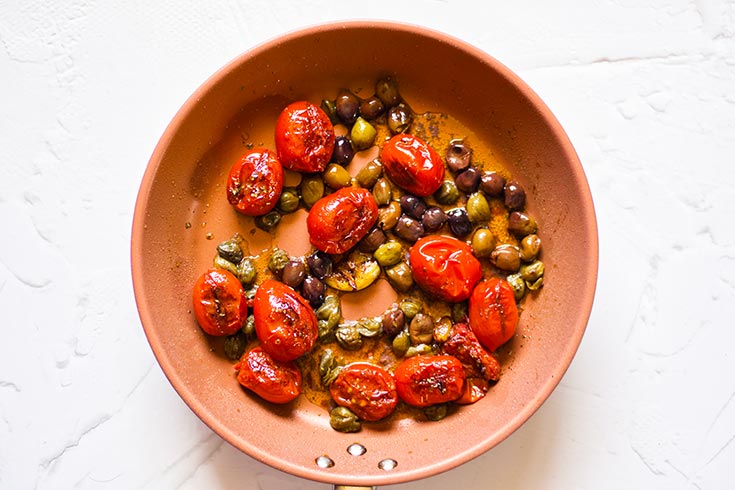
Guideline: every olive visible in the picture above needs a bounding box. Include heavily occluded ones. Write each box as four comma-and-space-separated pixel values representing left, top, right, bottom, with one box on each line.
433, 316, 452, 343
521, 260, 545, 282
350, 117, 377, 151
323, 164, 352, 190
277, 188, 300, 213
213, 255, 238, 276
335, 324, 363, 350
387, 103, 413, 134
466, 192, 492, 222
330, 406, 361, 433
480, 171, 506, 197
306, 250, 332, 280
223, 331, 248, 361
268, 248, 289, 275
332, 136, 355, 165
375, 76, 401, 107
506, 273, 527, 301
394, 214, 424, 243
422, 206, 447, 232
320, 99, 339, 125
236, 257, 257, 286
399, 298, 423, 319
504, 180, 526, 211
372, 178, 392, 206
409, 313, 434, 345
358, 227, 386, 253
392, 330, 410, 357
378, 201, 401, 230
356, 160, 383, 188
382, 305, 405, 337
301, 276, 325, 307
360, 95, 385, 120
424, 404, 448, 421
399, 194, 427, 220
374, 240, 403, 267
445, 139, 472, 172
335, 89, 360, 125
281, 258, 307, 288
446, 208, 472, 237
255, 210, 281, 232
490, 243, 521, 272
405, 344, 433, 357
508, 211, 538, 236
455, 167, 481, 194
301, 174, 325, 208
451, 302, 468, 323
356, 317, 382, 337
520, 234, 542, 262
217, 237, 243, 264
385, 262, 413, 291
471, 227, 495, 258
434, 180, 460, 205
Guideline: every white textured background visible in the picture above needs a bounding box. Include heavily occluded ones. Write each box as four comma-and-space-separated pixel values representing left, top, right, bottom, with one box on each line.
2, 1, 734, 488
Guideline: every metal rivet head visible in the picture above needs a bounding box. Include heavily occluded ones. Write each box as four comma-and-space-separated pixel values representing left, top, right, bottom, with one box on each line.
315, 455, 335, 468
378, 458, 398, 471
347, 443, 367, 456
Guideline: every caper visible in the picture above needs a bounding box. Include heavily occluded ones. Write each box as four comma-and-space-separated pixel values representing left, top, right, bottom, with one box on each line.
490, 243, 521, 272
359, 227, 386, 253
351, 117, 377, 151
527, 276, 544, 291
372, 178, 392, 206
421, 206, 447, 233
446, 208, 472, 238
451, 302, 468, 323
319, 349, 342, 387
409, 313, 434, 345
399, 194, 427, 220
504, 180, 526, 211
392, 330, 410, 357
356, 317, 382, 338
356, 159, 383, 188
405, 344, 433, 357
360, 95, 385, 120
374, 240, 403, 267
217, 237, 243, 264
471, 228, 496, 258
455, 167, 481, 194
446, 139, 472, 173
506, 273, 527, 301
213, 255, 238, 276
223, 331, 247, 361
378, 201, 401, 230
242, 314, 255, 337
332, 136, 354, 165
317, 319, 335, 343
335, 324, 363, 350
330, 406, 361, 433
255, 210, 281, 231
387, 103, 413, 134
521, 260, 545, 282
394, 214, 424, 243
466, 192, 492, 222
244, 286, 258, 305
385, 262, 413, 291
316, 295, 342, 329
301, 276, 325, 307
267, 248, 289, 275
281, 258, 307, 288
399, 298, 422, 319
382, 305, 405, 337
335, 89, 360, 125
508, 211, 538, 236
236, 257, 257, 286
320, 99, 339, 124
306, 250, 332, 280
480, 171, 506, 197
424, 404, 448, 421
520, 234, 542, 262
434, 180, 460, 205
375, 76, 401, 107
277, 188, 300, 213
300, 174, 324, 208
323, 164, 352, 190
433, 316, 453, 344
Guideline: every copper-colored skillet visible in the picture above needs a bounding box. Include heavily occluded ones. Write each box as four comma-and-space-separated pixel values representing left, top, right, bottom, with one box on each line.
131, 21, 598, 489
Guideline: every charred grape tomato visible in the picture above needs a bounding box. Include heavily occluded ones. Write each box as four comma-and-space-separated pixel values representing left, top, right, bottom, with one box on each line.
253, 279, 318, 362
306, 187, 379, 254
192, 269, 248, 336
455, 378, 490, 405
275, 101, 335, 173
394, 355, 466, 407
329, 363, 398, 421
409, 235, 482, 302
226, 148, 284, 216
468, 277, 519, 352
381, 134, 445, 196
442, 322, 501, 381
235, 347, 302, 404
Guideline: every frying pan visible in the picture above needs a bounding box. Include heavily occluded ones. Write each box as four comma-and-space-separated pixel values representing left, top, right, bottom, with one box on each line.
131, 21, 598, 488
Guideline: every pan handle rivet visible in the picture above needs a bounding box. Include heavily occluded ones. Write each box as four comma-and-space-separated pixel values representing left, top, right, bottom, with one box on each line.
347, 443, 367, 456
378, 458, 397, 471
316, 455, 335, 468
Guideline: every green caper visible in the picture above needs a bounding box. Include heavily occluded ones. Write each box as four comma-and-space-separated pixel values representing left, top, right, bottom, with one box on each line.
244, 287, 258, 305
335, 324, 363, 350
451, 302, 468, 323
319, 349, 342, 386
316, 295, 341, 328
378, 201, 401, 230
490, 244, 521, 272
236, 257, 257, 286
527, 276, 544, 291
323, 164, 352, 190
409, 313, 434, 345
320, 99, 339, 124
386, 262, 413, 291
374, 241, 403, 267
242, 314, 255, 337
433, 316, 453, 343
392, 330, 410, 357
506, 273, 527, 301
399, 298, 423, 319
300, 174, 325, 208
434, 180, 460, 205
330, 406, 361, 433
466, 192, 492, 222
470, 228, 496, 258
387, 103, 413, 134
217, 237, 243, 264
255, 210, 281, 232
372, 178, 392, 205
424, 404, 448, 421
223, 331, 247, 361
213, 255, 238, 276
521, 260, 545, 282
356, 160, 383, 188
277, 188, 300, 213
268, 248, 289, 275
356, 317, 382, 338
520, 234, 542, 262
350, 117, 377, 151
405, 344, 433, 357
318, 319, 336, 342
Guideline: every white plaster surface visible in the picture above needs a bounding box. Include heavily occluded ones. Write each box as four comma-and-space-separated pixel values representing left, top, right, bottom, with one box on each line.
2, 1, 734, 489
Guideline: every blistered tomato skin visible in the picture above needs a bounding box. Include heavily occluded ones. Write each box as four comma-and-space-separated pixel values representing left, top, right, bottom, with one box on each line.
329, 363, 398, 421
235, 347, 302, 404
226, 148, 284, 216
192, 269, 248, 336
253, 280, 318, 362
468, 278, 519, 352
307, 187, 379, 254
381, 134, 445, 196
275, 101, 335, 173
394, 355, 466, 407
409, 236, 482, 302
442, 322, 501, 381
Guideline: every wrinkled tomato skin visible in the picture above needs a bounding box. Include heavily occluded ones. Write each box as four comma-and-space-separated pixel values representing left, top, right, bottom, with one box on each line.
455, 378, 490, 405
442, 322, 501, 381
381, 134, 445, 196
394, 355, 466, 407
307, 187, 379, 254
192, 269, 248, 336
253, 280, 318, 362
409, 236, 482, 302
330, 363, 398, 421
235, 347, 302, 404
468, 278, 519, 352
226, 148, 284, 216
275, 101, 335, 173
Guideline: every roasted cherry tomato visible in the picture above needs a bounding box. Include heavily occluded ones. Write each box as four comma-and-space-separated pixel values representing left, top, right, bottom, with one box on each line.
380, 133, 445, 196
253, 279, 318, 362
306, 187, 379, 254
329, 363, 398, 421
235, 347, 302, 404
226, 148, 284, 216
275, 101, 335, 173
468, 278, 519, 352
409, 235, 482, 302
455, 378, 490, 405
442, 322, 501, 381
394, 355, 466, 407
192, 268, 248, 336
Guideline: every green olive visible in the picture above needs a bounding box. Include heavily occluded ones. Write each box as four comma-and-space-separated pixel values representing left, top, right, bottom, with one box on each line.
300, 174, 325, 208
330, 406, 361, 433
466, 192, 492, 222
323, 164, 352, 190
374, 241, 403, 267
372, 178, 392, 205
268, 248, 289, 275
213, 255, 238, 276
336, 324, 363, 350
356, 317, 382, 338
236, 257, 257, 286
490, 244, 521, 272
386, 262, 413, 291
255, 210, 281, 231
506, 272, 527, 301
520, 234, 542, 262
405, 343, 433, 357
217, 237, 243, 264
223, 331, 247, 361
470, 228, 496, 258
409, 313, 434, 345
434, 180, 460, 205
521, 260, 545, 282
392, 330, 410, 357
277, 188, 300, 213
356, 160, 383, 188
350, 117, 377, 151
399, 298, 423, 319
451, 302, 468, 323
378, 201, 401, 230
424, 404, 448, 421
324, 251, 381, 292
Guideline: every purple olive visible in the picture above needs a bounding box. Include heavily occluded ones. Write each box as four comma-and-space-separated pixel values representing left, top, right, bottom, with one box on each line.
332, 136, 355, 165
504, 180, 526, 211
422, 206, 447, 232
445, 139, 472, 172
480, 172, 506, 197
394, 214, 424, 243
399, 194, 427, 220
301, 276, 326, 307
447, 208, 472, 237
306, 251, 332, 280
455, 167, 481, 194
